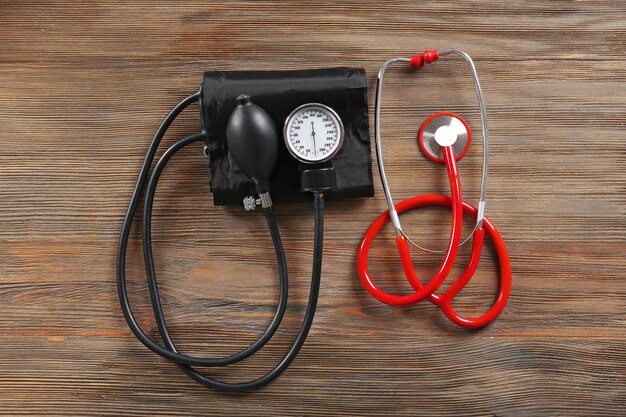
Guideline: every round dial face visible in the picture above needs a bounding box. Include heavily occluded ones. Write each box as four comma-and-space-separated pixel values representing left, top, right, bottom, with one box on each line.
283, 103, 344, 163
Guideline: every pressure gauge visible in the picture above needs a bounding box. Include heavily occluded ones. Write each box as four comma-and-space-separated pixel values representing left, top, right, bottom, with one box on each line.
283, 103, 345, 163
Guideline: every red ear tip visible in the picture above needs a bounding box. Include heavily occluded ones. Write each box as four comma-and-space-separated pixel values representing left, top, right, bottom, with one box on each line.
423, 50, 439, 63
410, 55, 425, 69
410, 51, 439, 69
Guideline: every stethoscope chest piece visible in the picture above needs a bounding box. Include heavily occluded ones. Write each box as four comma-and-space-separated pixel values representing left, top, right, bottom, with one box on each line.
419, 112, 471, 164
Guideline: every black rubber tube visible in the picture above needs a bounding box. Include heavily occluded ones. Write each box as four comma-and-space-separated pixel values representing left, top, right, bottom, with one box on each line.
117, 91, 212, 365
116, 90, 324, 391
142, 134, 288, 367
181, 194, 323, 391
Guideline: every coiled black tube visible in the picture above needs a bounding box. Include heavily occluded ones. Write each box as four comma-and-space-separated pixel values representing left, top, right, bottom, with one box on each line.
116, 90, 324, 391
142, 134, 289, 367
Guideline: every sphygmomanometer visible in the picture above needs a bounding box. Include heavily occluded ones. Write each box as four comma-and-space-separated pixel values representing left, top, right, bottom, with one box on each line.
117, 68, 373, 391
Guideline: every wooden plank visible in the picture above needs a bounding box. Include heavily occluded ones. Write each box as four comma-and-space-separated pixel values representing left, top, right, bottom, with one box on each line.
0, 1, 624, 415
0, 337, 623, 416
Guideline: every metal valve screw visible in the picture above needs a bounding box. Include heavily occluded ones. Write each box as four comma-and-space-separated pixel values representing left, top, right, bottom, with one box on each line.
243, 196, 261, 211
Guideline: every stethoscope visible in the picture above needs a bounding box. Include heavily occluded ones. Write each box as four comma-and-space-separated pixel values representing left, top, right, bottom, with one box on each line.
357, 50, 512, 328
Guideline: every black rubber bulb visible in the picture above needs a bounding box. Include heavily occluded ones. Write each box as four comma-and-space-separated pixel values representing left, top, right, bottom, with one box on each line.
226, 94, 278, 194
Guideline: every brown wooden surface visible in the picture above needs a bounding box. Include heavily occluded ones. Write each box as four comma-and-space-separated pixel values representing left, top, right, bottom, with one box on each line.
0, 1, 625, 415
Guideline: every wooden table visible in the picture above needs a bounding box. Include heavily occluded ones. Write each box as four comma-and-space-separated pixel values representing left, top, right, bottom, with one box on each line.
0, 1, 624, 415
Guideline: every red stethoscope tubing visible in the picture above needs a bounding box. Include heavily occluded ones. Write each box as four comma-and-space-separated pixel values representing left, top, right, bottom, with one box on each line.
357, 194, 511, 328
387, 145, 464, 305
356, 145, 461, 306
357, 143, 512, 328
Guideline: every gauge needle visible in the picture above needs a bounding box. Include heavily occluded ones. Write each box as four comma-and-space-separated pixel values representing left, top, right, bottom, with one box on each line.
311, 121, 317, 156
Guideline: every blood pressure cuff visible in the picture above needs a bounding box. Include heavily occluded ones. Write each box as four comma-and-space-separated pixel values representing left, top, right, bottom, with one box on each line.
201, 67, 373, 206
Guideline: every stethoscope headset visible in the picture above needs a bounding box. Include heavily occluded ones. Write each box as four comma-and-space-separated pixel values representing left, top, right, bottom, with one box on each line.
357, 49, 511, 328
117, 90, 329, 391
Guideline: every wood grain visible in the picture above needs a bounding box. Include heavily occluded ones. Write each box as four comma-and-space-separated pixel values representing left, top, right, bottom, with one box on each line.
0, 1, 624, 415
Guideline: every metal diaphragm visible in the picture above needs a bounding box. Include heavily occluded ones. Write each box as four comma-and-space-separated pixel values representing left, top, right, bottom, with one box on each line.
419, 113, 471, 163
